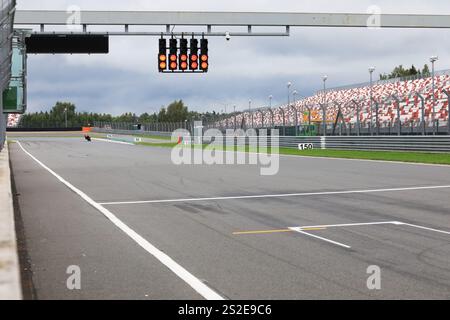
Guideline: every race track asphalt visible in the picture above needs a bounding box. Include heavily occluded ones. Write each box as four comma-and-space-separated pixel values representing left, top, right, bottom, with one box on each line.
8, 137, 450, 299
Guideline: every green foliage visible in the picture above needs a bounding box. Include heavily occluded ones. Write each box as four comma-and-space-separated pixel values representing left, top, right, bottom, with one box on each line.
132, 141, 450, 165
379, 64, 431, 80
277, 148, 450, 165
19, 101, 113, 128
18, 100, 217, 128
421, 64, 431, 77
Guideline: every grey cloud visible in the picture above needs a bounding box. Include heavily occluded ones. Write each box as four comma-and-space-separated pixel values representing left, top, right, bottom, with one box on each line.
17, 0, 450, 114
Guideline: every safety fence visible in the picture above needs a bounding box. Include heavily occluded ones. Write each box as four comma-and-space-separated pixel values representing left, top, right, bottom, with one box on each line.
92, 127, 172, 137
93, 121, 190, 133
94, 126, 450, 152
93, 118, 450, 138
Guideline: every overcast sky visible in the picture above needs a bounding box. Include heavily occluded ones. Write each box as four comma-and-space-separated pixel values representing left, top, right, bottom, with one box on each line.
16, 0, 450, 115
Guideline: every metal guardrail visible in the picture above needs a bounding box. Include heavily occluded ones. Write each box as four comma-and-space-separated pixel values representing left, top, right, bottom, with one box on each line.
279, 136, 450, 152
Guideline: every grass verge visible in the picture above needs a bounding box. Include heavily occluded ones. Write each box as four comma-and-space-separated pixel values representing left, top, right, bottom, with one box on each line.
135, 141, 450, 165
136, 141, 178, 148
131, 133, 171, 140
277, 148, 450, 165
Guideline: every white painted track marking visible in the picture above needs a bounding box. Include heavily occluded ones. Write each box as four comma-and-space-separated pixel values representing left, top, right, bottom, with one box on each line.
99, 185, 450, 206
289, 221, 450, 248
92, 138, 134, 145
402, 223, 450, 235
289, 229, 351, 249
16, 141, 224, 300
293, 221, 403, 230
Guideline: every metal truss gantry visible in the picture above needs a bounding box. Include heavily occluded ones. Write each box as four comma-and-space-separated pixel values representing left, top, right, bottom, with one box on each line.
14, 10, 450, 37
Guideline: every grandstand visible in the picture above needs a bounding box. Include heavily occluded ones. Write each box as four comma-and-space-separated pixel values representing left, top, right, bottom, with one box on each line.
6, 114, 21, 128
220, 71, 450, 133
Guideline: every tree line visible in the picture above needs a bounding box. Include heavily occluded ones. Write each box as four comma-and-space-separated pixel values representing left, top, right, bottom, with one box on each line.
379, 64, 431, 80
18, 100, 226, 128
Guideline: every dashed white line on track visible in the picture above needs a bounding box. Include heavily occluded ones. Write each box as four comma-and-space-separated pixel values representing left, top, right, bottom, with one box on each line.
92, 138, 135, 145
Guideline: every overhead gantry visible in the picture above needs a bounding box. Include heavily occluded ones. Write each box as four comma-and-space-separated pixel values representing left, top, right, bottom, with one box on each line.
13, 10, 450, 38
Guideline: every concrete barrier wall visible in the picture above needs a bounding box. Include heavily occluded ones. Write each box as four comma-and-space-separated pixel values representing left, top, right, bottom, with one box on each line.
0, 142, 22, 300
0, 113, 5, 153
